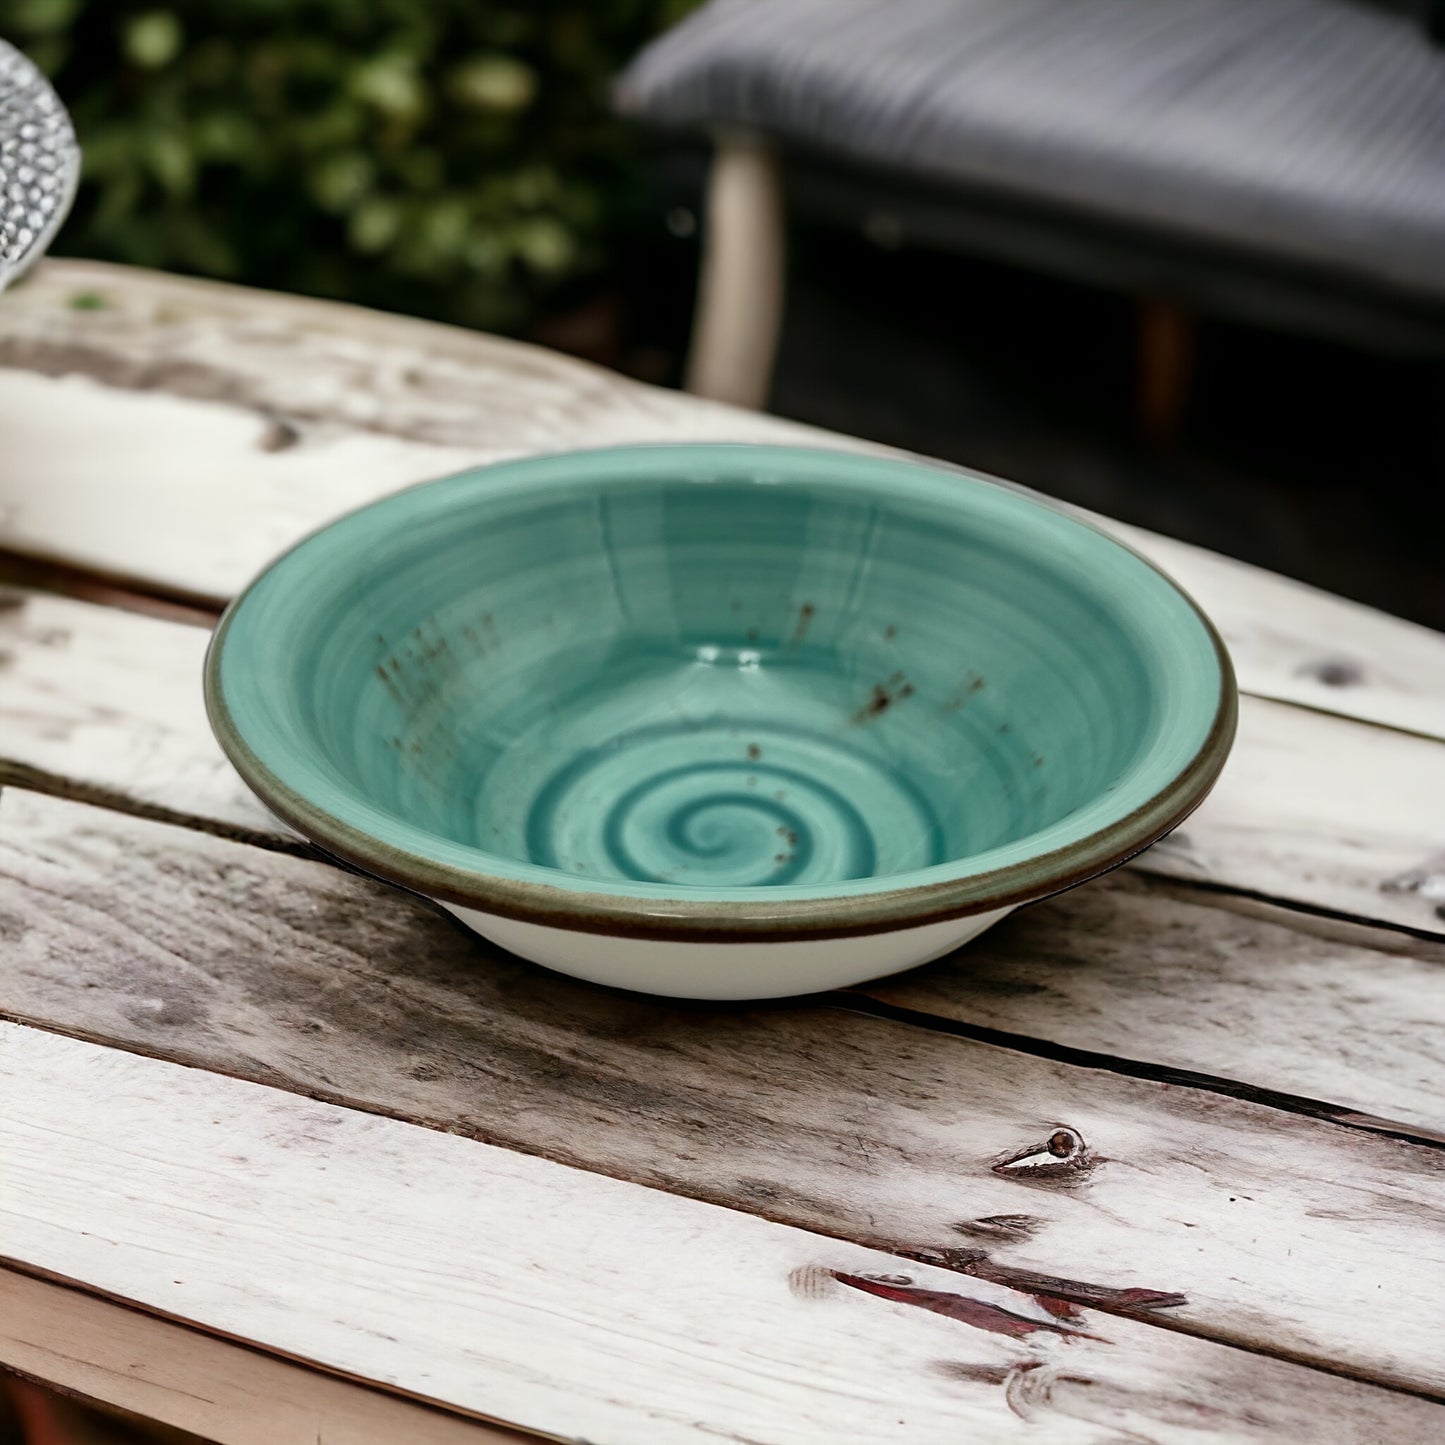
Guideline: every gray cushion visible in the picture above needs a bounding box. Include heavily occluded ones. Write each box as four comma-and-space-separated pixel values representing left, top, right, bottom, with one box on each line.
616, 0, 1445, 300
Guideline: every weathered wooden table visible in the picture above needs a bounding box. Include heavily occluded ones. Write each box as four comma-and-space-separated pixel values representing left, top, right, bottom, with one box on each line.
3, 260, 1444, 1445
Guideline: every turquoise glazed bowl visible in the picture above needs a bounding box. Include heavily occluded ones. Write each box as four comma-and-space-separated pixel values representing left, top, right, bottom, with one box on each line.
206, 444, 1235, 999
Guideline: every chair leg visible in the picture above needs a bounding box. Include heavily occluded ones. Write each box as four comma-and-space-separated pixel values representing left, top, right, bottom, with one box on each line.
684, 131, 786, 410
1136, 295, 1196, 449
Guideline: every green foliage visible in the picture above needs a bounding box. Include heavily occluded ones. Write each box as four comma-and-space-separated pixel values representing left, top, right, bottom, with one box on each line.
6, 0, 696, 331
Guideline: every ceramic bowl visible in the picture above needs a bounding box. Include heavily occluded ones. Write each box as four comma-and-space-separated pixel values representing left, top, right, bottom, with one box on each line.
206, 444, 1235, 999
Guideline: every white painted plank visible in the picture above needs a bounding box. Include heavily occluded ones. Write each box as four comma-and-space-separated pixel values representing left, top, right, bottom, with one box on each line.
0, 587, 273, 834
4, 587, 1441, 934
1149, 694, 1445, 933
0, 1268, 531, 1445
5, 790, 1445, 1395
4, 259, 1444, 738
2, 1021, 1440, 1444
1108, 524, 1445, 741
1, 258, 826, 452
1, 370, 478, 605
861, 869, 1445, 1135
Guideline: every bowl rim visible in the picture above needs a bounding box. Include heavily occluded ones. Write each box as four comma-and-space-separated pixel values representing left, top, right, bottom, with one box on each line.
205, 443, 1238, 942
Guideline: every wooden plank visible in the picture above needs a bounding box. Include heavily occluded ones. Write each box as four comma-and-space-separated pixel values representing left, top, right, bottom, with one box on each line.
1, 258, 822, 452
0, 368, 478, 607
6, 791, 1445, 1396
1149, 694, 1445, 935
0, 587, 275, 837
0, 1268, 533, 1445
1105, 523, 1445, 742
856, 868, 1445, 1136
4, 1023, 1442, 1445
5, 586, 1442, 936
5, 259, 1444, 739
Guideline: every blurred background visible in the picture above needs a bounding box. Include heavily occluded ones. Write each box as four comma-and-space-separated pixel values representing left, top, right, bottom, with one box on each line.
4, 0, 1443, 634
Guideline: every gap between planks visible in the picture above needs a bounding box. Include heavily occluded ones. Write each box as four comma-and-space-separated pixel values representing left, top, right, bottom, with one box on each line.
0, 548, 220, 628
834, 993, 1445, 1152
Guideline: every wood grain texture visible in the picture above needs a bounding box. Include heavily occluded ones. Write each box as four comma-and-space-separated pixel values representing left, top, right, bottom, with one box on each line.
1151, 694, 1445, 935
856, 870, 1445, 1135
0, 1269, 533, 1445
5, 585, 1442, 936
4, 1022, 1443, 1445
0, 587, 274, 836
6, 259, 1445, 738
5, 790, 1445, 1395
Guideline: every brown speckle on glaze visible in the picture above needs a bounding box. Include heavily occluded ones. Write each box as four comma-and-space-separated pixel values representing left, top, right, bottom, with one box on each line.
853, 673, 914, 724
791, 601, 816, 644
857, 684, 892, 720
943, 671, 987, 712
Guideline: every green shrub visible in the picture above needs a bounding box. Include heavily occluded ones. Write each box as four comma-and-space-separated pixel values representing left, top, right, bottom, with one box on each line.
6, 0, 695, 331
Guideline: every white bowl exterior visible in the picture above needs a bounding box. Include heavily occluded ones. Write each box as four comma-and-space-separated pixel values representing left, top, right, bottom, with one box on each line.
439, 901, 1014, 1000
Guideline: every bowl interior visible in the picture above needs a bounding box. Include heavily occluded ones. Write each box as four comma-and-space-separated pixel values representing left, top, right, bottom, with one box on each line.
211, 446, 1227, 904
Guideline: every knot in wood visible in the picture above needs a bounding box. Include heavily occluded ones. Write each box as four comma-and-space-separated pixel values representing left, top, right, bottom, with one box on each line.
992, 1126, 1093, 1184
